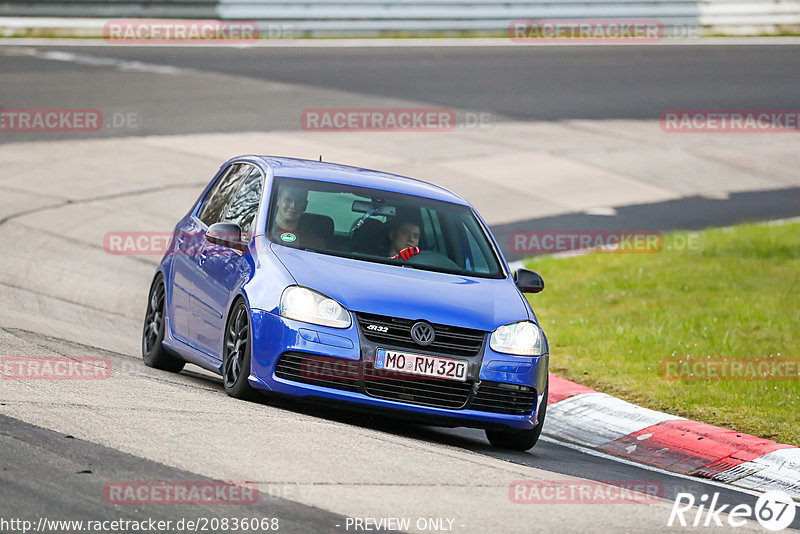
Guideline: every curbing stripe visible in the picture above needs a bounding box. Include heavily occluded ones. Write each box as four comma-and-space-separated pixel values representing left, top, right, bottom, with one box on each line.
547, 373, 597, 404
545, 392, 682, 448
599, 419, 794, 473
546, 373, 800, 499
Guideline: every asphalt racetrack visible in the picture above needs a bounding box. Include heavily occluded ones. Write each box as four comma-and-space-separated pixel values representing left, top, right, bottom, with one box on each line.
1, 40, 799, 533
2, 42, 800, 137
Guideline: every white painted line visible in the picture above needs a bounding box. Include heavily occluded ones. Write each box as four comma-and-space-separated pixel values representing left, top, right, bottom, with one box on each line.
546, 392, 682, 448
540, 435, 771, 500
32, 49, 187, 75
584, 206, 618, 216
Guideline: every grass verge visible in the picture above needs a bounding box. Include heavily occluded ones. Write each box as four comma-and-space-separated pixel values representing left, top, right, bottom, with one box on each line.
525, 220, 800, 445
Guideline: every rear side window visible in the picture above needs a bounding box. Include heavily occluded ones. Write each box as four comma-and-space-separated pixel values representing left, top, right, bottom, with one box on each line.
306, 190, 364, 233
223, 166, 263, 236
197, 164, 249, 227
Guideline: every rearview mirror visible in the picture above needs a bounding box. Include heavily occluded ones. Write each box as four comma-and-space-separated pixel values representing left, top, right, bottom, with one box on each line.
514, 268, 544, 294
206, 222, 245, 251
352, 200, 396, 217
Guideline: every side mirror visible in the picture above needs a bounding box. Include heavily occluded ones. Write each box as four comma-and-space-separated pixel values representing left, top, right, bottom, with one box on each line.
206, 222, 245, 250
514, 268, 544, 294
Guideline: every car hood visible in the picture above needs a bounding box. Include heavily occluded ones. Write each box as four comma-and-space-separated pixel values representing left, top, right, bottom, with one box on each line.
271, 244, 530, 331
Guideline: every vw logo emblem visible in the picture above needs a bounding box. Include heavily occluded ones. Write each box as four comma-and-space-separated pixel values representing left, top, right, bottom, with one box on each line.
410, 321, 435, 346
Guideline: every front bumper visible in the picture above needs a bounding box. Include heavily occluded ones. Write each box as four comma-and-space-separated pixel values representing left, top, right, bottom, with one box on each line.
248, 309, 548, 431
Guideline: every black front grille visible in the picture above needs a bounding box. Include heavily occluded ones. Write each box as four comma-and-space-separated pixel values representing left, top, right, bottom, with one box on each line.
274, 352, 361, 392
356, 312, 485, 356
274, 353, 536, 416
471, 381, 537, 415
363, 363, 472, 409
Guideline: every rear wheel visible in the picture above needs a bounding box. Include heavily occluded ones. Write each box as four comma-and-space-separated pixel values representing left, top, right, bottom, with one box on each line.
486, 380, 548, 451
142, 275, 185, 372
222, 300, 258, 400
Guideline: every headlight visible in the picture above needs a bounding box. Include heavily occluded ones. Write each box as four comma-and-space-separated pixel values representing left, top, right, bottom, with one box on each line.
489, 321, 544, 356
279, 286, 352, 329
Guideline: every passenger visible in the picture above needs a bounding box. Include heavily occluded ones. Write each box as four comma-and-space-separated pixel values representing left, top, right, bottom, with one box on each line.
387, 215, 422, 260
270, 185, 325, 249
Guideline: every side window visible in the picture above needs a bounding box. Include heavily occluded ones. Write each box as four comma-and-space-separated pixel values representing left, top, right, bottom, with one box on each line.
223, 166, 263, 236
197, 164, 248, 227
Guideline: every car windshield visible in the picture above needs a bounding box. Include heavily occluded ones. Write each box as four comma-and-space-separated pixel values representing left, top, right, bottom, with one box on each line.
266, 176, 505, 278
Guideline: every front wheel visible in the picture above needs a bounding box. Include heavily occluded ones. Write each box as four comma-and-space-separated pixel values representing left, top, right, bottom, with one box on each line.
485, 380, 548, 451
222, 300, 258, 400
142, 275, 185, 373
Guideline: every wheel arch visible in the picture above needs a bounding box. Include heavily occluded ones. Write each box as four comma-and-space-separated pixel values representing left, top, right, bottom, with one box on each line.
226, 291, 252, 326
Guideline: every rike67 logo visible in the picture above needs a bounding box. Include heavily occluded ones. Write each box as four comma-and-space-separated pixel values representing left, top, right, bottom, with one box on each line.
668, 490, 796, 531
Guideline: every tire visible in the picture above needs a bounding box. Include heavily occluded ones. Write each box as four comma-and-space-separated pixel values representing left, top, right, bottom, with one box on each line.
142, 274, 185, 373
485, 379, 548, 451
222, 300, 258, 400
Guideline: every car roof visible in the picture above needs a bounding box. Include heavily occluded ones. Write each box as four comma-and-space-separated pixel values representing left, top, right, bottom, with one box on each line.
246, 155, 470, 206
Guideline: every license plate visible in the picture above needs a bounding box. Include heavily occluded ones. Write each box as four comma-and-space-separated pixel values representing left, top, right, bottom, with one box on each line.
374, 348, 467, 382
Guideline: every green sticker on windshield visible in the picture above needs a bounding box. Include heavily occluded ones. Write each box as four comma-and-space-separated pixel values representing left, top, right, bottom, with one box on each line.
280, 232, 297, 242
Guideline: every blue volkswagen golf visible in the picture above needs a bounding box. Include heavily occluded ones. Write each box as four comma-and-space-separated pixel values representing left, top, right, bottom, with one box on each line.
143, 156, 549, 450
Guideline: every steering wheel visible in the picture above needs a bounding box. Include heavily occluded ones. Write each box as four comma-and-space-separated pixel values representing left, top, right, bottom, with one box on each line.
404, 250, 462, 270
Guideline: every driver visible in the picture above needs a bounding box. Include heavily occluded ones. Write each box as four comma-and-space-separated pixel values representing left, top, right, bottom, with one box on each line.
387, 215, 422, 260
270, 185, 325, 249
